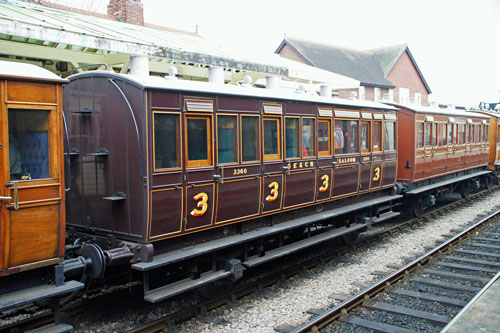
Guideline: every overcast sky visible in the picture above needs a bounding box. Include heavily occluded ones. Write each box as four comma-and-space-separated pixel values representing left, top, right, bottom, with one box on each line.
139, 0, 500, 107
70, 0, 500, 107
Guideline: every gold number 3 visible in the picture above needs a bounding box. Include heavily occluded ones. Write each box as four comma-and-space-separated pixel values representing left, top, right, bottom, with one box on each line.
319, 174, 329, 192
190, 192, 208, 216
373, 167, 381, 182
266, 182, 279, 202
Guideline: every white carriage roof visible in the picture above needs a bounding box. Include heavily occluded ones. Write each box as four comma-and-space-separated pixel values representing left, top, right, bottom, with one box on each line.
0, 59, 67, 82
389, 102, 489, 119
73, 70, 393, 111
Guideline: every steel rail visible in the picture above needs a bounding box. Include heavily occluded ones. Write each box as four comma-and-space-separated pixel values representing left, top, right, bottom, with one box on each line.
291, 198, 500, 332
127, 186, 499, 333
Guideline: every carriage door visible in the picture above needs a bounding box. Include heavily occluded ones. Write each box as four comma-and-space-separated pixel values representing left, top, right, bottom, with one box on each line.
1, 104, 63, 270
183, 99, 215, 231
215, 115, 261, 224
261, 104, 284, 213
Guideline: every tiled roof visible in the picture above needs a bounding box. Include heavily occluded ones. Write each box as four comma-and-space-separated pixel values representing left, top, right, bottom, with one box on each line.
371, 44, 431, 94
277, 37, 395, 88
370, 44, 407, 77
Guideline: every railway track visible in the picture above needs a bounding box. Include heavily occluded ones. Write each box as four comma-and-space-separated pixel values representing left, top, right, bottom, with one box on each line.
1, 187, 497, 332
125, 187, 499, 333
289, 198, 500, 332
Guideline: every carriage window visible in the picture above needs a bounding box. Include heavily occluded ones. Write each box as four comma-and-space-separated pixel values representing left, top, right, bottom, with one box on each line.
449, 124, 453, 145
335, 119, 358, 154
187, 116, 211, 167
302, 118, 315, 157
417, 123, 424, 148
480, 125, 484, 142
464, 124, 469, 143
442, 124, 447, 146
154, 113, 180, 170
454, 124, 458, 144
264, 118, 280, 160
285, 118, 299, 158
217, 115, 237, 164
8, 109, 50, 180
373, 121, 382, 151
425, 123, 431, 146
360, 122, 370, 152
384, 121, 395, 151
318, 119, 331, 156
485, 125, 488, 142
432, 123, 437, 147
242, 116, 259, 162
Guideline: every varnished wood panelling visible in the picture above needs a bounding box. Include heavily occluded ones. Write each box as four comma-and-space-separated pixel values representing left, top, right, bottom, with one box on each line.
7, 81, 57, 104
12, 184, 60, 203
8, 205, 60, 267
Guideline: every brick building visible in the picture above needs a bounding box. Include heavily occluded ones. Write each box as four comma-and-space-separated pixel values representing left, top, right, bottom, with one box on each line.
276, 37, 431, 106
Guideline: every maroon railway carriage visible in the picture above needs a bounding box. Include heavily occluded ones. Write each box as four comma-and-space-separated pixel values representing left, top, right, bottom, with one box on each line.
395, 103, 491, 215
63, 71, 400, 301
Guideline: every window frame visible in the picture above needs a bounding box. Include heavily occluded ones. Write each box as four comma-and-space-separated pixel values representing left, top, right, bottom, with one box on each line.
153, 111, 182, 172
216, 114, 238, 166
186, 114, 213, 168
334, 118, 359, 155
447, 122, 453, 146
240, 114, 260, 164
317, 118, 331, 156
432, 123, 437, 147
8, 106, 56, 182
301, 117, 316, 159
263, 117, 281, 161
360, 121, 371, 153
285, 116, 300, 160
424, 123, 431, 147
373, 121, 382, 152
383, 121, 396, 151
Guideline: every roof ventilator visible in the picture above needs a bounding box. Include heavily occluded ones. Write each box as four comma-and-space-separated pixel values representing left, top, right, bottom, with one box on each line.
208, 66, 224, 85
320, 85, 331, 97
240, 75, 252, 88
129, 56, 149, 79
266, 76, 280, 89
165, 66, 178, 80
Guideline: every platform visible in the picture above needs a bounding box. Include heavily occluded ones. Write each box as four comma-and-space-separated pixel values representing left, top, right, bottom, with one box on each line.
442, 270, 500, 332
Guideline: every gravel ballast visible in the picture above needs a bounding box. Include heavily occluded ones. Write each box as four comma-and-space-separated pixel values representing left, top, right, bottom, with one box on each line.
177, 192, 500, 332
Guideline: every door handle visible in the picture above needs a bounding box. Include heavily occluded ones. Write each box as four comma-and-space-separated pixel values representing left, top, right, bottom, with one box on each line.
13, 182, 18, 210
214, 164, 224, 184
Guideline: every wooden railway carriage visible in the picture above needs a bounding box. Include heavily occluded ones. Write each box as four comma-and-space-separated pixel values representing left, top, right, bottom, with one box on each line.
0, 61, 83, 329
395, 103, 491, 215
64, 71, 400, 301
474, 110, 500, 175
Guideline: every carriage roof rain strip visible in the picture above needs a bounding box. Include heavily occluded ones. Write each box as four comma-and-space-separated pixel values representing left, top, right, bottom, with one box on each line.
108, 79, 146, 184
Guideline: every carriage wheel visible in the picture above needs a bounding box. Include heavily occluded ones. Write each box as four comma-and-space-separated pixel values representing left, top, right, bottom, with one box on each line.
459, 181, 470, 198
411, 196, 425, 217
484, 175, 492, 189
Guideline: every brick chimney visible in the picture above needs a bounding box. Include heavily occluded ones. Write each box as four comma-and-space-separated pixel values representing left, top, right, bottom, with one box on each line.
107, 0, 144, 25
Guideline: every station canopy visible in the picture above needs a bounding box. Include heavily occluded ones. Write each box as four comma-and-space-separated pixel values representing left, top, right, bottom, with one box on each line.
0, 0, 359, 88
